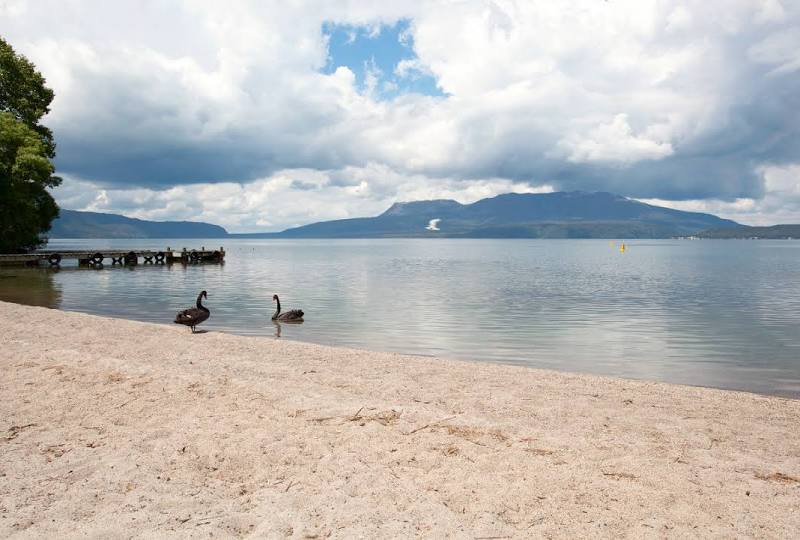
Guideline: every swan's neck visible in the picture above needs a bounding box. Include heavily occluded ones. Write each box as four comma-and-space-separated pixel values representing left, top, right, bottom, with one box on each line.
196, 294, 206, 310
272, 297, 281, 319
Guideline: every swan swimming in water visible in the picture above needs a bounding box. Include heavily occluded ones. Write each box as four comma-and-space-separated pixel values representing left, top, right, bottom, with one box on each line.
272, 294, 304, 322
174, 290, 210, 332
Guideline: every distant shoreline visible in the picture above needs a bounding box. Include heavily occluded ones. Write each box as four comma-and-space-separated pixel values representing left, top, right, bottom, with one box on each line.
2, 300, 799, 537
49, 191, 746, 239
46, 235, 800, 241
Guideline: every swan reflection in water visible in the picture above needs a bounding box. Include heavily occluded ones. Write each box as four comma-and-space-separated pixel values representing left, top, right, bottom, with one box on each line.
272, 318, 303, 338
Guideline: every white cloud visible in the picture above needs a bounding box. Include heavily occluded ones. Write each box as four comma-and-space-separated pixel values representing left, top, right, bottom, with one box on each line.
755, 0, 787, 24
666, 6, 693, 33
556, 114, 674, 164
1, 0, 797, 227
394, 58, 427, 79
748, 27, 800, 75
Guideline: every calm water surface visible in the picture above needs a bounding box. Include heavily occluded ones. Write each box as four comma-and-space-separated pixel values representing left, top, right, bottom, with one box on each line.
2, 239, 799, 397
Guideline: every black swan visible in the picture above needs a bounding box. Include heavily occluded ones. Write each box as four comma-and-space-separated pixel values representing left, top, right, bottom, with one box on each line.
175, 290, 210, 332
272, 294, 304, 321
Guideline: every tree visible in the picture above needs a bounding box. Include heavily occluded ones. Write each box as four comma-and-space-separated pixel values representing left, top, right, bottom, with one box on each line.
0, 112, 60, 252
0, 36, 60, 253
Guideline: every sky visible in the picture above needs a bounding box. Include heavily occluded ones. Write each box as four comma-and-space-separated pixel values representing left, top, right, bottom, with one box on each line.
1, 0, 799, 231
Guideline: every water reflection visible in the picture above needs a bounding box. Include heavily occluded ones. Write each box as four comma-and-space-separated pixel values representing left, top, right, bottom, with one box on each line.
0, 268, 62, 308
272, 320, 305, 338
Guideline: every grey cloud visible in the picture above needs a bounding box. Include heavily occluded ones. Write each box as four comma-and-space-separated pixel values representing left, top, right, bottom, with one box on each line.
4, 1, 799, 216
289, 180, 321, 190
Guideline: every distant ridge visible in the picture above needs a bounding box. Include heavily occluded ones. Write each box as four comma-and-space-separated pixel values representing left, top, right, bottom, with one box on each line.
49, 209, 228, 238
695, 224, 800, 239
51, 192, 744, 239
236, 191, 740, 239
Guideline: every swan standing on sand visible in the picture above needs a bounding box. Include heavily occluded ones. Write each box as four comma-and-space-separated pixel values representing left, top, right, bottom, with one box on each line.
272, 294, 304, 321
174, 290, 210, 332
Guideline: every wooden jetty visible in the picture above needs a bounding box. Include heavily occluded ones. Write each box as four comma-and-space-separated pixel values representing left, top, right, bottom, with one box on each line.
0, 246, 225, 267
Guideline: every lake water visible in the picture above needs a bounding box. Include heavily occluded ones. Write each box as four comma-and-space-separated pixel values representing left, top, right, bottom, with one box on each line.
2, 238, 799, 397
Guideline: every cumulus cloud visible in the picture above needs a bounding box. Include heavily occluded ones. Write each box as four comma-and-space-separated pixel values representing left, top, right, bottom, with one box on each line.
748, 27, 800, 75
556, 114, 674, 164
1, 0, 798, 229
639, 164, 800, 225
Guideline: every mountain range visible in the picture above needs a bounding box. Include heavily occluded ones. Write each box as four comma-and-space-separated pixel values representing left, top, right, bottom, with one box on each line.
49, 209, 228, 238
49, 192, 744, 239
237, 191, 739, 239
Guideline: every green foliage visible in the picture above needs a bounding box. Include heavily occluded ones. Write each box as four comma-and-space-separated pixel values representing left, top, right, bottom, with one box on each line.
0, 37, 54, 156
0, 37, 60, 253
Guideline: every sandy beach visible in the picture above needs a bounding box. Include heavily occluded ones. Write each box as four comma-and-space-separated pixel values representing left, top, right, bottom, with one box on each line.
1, 300, 798, 538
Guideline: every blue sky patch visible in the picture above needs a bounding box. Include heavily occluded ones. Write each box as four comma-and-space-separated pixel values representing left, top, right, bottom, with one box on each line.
322, 19, 444, 99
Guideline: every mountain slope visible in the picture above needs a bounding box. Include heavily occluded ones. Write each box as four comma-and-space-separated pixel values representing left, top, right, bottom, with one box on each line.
254, 191, 739, 239
50, 192, 742, 239
49, 210, 228, 238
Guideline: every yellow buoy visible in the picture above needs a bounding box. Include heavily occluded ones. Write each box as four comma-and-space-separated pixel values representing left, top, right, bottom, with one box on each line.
620, 243, 626, 253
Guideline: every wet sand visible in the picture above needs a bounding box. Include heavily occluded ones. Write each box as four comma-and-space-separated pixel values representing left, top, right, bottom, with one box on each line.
1, 300, 798, 538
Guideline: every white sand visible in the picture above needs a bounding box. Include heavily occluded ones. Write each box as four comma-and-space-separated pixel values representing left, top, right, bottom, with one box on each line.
1, 300, 798, 538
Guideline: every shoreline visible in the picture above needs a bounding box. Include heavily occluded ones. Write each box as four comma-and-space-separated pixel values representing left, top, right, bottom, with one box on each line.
2, 300, 799, 537
3, 294, 796, 401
